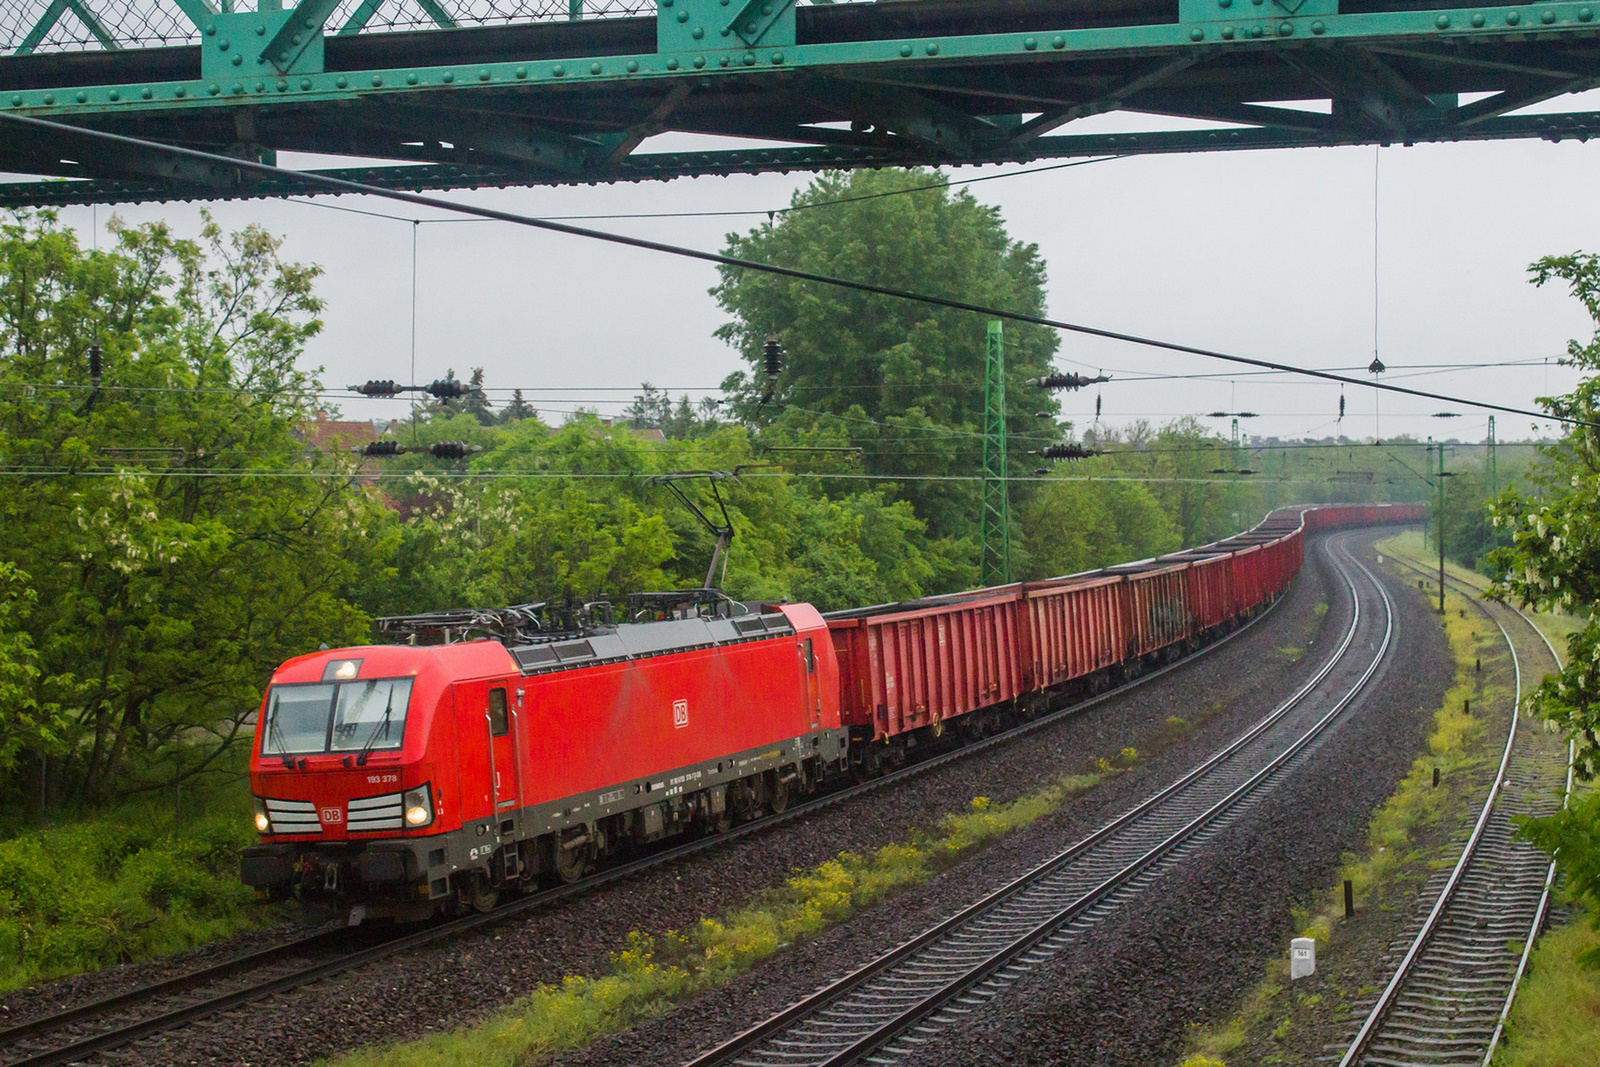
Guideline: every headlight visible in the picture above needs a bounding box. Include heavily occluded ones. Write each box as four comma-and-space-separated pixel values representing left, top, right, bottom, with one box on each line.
403, 784, 433, 828
252, 797, 270, 833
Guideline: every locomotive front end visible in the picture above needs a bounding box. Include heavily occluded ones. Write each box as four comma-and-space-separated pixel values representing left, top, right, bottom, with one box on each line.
240, 642, 510, 921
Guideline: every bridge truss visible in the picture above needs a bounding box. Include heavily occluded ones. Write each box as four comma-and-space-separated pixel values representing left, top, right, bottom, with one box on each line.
0, 0, 1598, 207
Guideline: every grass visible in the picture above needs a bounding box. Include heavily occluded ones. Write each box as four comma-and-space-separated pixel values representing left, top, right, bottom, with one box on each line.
0, 779, 280, 993
1178, 539, 1492, 1065
324, 767, 1120, 1067
1494, 901, 1600, 1066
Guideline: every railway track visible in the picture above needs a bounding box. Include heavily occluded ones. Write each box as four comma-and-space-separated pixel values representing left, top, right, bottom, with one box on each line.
0, 544, 1302, 1067
1332, 555, 1572, 1067
685, 533, 1395, 1067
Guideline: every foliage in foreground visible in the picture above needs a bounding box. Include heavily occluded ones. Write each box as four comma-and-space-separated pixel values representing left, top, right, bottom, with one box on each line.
0, 783, 271, 992
1494, 902, 1600, 1066
1490, 251, 1600, 959
324, 771, 1111, 1067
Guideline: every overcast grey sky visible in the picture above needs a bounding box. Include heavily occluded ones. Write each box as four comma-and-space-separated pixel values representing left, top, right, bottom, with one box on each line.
35, 93, 1600, 447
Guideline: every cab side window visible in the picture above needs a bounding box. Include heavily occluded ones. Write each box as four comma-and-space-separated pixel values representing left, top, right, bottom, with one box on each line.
489, 689, 509, 736
804, 638, 816, 675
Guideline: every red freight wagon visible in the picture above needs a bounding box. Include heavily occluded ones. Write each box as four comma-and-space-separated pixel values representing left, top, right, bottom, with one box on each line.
1111, 562, 1193, 659
1160, 552, 1234, 631
1021, 574, 1123, 690
828, 590, 1025, 743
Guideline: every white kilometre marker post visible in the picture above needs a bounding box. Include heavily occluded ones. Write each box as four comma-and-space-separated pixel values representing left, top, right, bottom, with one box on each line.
1291, 937, 1316, 980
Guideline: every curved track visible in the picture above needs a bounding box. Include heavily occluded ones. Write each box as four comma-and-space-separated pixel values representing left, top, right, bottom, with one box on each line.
0, 557, 1298, 1067
1335, 556, 1572, 1067
686, 533, 1395, 1067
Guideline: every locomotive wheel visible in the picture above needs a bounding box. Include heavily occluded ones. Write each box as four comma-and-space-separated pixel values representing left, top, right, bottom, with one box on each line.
768, 775, 790, 814
462, 872, 500, 914
553, 844, 590, 885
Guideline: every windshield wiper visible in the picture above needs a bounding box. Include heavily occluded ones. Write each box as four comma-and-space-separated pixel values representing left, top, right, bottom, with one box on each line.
266, 707, 295, 769
356, 686, 397, 767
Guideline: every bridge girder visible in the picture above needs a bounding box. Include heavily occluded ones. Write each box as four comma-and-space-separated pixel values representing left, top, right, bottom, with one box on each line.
0, 0, 1597, 206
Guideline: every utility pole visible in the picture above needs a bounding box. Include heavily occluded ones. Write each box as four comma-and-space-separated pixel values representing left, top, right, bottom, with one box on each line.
980, 321, 1012, 587
1429, 441, 1455, 615
1486, 415, 1498, 497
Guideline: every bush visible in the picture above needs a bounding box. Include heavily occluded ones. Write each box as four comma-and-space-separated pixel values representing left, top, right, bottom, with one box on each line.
0, 800, 273, 992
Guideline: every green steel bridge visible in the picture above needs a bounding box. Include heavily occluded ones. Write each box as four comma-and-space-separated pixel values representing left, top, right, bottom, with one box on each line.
1, 0, 1598, 206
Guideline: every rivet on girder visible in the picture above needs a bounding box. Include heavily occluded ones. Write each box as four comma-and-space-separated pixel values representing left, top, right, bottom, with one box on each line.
1191, 28, 1205, 39
42, 93, 53, 104
1279, 20, 1291, 34
553, 64, 565, 76
219, 39, 229, 50
1436, 14, 1450, 27
9, 95, 20, 106
1506, 10, 1521, 24
1542, 8, 1557, 23
481, 68, 493, 80
300, 78, 312, 90
177, 86, 188, 96
926, 42, 939, 54
771, 52, 783, 64
108, 90, 120, 100
255, 23, 265, 34
1024, 36, 1037, 49
372, 75, 383, 86
719, 55, 730, 66
743, 51, 755, 64
231, 83, 243, 94
1311, 19, 1324, 33
1222, 25, 1235, 38
1250, 24, 1263, 36
407, 73, 419, 84
694, 55, 706, 67
1472, 12, 1485, 25
667, 58, 679, 69
232, 54, 243, 66
336, 76, 347, 87
676, 10, 688, 21
1581, 6, 1595, 22
75, 91, 86, 102
517, 65, 529, 78
1052, 35, 1064, 48
442, 70, 454, 82
587, 62, 600, 74
208, 84, 219, 95
141, 88, 153, 99
900, 44, 912, 56
692, 26, 704, 38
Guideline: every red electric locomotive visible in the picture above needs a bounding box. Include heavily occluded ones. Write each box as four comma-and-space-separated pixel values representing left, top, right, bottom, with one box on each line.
243, 598, 844, 919
242, 502, 1422, 918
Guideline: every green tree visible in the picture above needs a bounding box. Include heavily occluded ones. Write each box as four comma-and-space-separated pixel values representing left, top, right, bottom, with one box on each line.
712, 169, 1060, 538
0, 211, 384, 808
1489, 251, 1600, 962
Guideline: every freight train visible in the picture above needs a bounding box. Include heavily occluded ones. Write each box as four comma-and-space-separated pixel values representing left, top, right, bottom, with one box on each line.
241, 503, 1420, 919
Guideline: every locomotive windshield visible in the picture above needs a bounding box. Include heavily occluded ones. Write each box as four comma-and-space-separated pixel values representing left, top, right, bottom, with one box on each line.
261, 678, 414, 757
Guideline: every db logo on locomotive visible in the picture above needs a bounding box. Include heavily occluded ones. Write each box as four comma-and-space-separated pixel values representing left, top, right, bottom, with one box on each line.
673, 699, 689, 729
321, 807, 343, 823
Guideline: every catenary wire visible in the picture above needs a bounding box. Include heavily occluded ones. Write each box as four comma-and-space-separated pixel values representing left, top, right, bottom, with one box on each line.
0, 112, 1584, 432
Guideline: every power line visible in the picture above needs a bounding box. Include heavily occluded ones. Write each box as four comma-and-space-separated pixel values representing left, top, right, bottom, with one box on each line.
2, 112, 1581, 431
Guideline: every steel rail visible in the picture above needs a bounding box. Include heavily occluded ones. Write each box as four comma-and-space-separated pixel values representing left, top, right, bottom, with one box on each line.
686, 534, 1393, 1067
1357, 555, 1574, 1067
0, 547, 1301, 1067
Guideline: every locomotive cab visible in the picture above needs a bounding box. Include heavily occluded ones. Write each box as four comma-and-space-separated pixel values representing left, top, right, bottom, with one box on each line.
241, 641, 520, 922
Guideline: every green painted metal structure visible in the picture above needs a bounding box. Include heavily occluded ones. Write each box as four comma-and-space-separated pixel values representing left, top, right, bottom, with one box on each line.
980, 319, 1012, 588
1, 0, 1598, 206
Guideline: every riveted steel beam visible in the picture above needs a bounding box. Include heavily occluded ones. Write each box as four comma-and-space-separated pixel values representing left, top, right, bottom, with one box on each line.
261, 0, 343, 72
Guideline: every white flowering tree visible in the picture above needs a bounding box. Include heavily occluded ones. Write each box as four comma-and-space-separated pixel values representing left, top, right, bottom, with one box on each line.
1491, 252, 1600, 963
0, 212, 388, 808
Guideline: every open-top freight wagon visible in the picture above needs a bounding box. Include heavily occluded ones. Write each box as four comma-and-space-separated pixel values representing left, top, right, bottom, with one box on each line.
241, 503, 1420, 919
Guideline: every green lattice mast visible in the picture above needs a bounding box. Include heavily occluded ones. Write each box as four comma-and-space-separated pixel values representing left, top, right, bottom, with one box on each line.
980, 320, 1012, 587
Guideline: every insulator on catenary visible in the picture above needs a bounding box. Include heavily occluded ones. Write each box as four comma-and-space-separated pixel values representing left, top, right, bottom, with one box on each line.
1034, 443, 1102, 461
88, 343, 102, 387
356, 441, 403, 456
1339, 393, 1346, 419
762, 336, 784, 378
425, 379, 475, 400
1028, 372, 1111, 392
351, 380, 402, 397
428, 441, 482, 460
